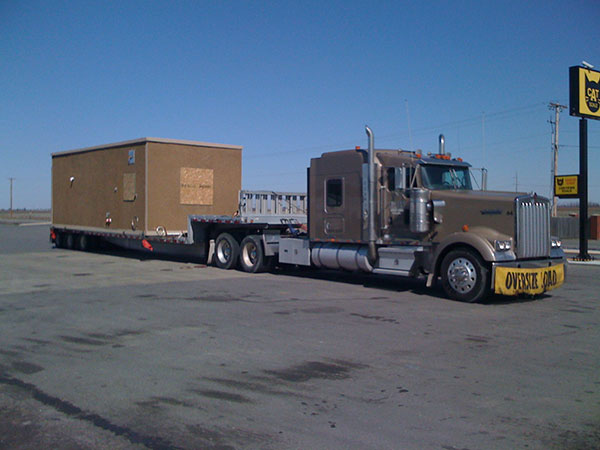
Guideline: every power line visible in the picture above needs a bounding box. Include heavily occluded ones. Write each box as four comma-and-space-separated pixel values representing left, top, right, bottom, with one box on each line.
560, 144, 600, 149
378, 102, 546, 142
447, 131, 548, 152
246, 102, 549, 159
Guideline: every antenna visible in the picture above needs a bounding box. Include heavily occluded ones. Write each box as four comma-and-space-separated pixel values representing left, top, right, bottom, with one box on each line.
482, 112, 486, 166
405, 99, 413, 151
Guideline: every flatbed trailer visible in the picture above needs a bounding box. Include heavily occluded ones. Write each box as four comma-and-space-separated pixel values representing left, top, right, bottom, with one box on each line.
51, 190, 308, 269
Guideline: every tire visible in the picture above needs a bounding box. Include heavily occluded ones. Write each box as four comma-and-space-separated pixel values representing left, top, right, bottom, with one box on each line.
239, 235, 271, 273
65, 233, 76, 250
440, 249, 489, 303
214, 233, 240, 270
55, 232, 66, 249
78, 234, 95, 252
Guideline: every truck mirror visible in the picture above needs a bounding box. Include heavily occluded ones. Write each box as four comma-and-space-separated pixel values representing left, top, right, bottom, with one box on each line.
394, 167, 405, 191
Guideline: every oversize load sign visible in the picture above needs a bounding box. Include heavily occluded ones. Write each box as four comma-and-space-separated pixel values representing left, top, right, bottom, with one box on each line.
554, 174, 579, 198
494, 264, 565, 296
570, 66, 600, 120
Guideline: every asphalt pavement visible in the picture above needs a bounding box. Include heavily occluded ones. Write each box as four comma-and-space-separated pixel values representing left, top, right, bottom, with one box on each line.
0, 224, 599, 449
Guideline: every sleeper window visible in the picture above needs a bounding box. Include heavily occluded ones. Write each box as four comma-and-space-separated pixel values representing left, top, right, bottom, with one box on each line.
326, 179, 343, 207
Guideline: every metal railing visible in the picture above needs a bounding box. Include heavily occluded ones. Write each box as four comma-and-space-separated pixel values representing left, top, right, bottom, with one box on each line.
238, 190, 307, 221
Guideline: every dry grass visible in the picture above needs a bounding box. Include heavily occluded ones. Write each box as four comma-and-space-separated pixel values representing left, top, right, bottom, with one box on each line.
557, 205, 600, 218
0, 209, 51, 222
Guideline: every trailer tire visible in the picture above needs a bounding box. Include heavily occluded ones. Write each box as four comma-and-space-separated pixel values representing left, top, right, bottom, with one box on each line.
55, 232, 66, 249
440, 249, 489, 303
239, 235, 271, 273
78, 234, 94, 252
214, 233, 239, 270
65, 233, 76, 250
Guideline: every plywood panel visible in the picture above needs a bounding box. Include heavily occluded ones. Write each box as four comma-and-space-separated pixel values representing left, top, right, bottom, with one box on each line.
180, 168, 213, 205
123, 173, 136, 201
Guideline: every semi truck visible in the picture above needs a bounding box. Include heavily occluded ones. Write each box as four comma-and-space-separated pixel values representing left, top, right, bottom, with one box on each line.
50, 127, 565, 302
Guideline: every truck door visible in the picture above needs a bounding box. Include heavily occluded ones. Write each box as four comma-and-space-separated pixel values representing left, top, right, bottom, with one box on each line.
385, 166, 416, 240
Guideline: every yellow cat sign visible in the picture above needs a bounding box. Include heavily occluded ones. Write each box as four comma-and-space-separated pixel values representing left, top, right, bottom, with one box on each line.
554, 174, 579, 198
570, 66, 600, 120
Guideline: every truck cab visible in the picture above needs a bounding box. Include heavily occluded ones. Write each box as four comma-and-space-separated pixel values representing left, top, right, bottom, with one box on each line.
305, 129, 565, 302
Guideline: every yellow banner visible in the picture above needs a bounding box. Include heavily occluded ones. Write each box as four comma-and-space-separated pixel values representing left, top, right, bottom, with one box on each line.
494, 264, 564, 296
578, 68, 600, 119
554, 175, 578, 197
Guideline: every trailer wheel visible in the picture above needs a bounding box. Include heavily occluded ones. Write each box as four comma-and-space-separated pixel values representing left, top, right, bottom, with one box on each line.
239, 235, 271, 273
78, 234, 95, 252
55, 232, 66, 249
214, 233, 240, 270
65, 233, 76, 250
440, 249, 489, 303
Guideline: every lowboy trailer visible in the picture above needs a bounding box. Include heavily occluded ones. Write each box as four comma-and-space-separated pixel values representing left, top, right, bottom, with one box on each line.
51, 127, 566, 302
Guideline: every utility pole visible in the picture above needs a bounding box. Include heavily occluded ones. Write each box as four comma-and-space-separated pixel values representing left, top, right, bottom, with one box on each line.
549, 102, 566, 217
8, 177, 15, 218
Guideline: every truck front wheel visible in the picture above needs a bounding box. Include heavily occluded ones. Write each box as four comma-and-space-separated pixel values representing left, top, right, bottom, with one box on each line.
214, 233, 239, 270
440, 249, 489, 303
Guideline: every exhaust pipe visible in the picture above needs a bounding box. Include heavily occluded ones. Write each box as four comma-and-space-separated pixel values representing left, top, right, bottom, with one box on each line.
365, 126, 377, 265
439, 134, 445, 155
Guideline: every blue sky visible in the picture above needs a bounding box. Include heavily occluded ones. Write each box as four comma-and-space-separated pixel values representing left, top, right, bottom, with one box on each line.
1, 0, 599, 209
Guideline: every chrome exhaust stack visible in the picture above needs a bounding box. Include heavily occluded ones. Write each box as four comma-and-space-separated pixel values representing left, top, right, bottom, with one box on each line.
439, 134, 445, 155
365, 125, 377, 265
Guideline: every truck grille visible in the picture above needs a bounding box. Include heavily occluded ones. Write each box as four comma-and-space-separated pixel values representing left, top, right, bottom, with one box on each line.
515, 196, 551, 259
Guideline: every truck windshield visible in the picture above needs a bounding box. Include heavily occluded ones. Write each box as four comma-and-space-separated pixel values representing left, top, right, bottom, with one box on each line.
420, 165, 472, 190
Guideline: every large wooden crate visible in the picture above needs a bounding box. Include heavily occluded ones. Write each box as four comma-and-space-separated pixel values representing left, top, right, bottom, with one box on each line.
52, 138, 242, 235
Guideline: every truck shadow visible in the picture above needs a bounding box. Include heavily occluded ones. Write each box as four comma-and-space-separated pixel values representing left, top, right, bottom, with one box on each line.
482, 292, 552, 305
60, 244, 208, 265
62, 245, 549, 305
272, 266, 548, 305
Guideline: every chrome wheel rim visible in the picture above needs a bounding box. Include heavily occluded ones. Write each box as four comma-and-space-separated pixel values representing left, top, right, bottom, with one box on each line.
447, 257, 477, 293
242, 242, 258, 267
217, 240, 232, 263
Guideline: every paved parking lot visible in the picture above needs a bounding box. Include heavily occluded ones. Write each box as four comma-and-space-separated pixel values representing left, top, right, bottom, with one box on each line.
0, 224, 599, 449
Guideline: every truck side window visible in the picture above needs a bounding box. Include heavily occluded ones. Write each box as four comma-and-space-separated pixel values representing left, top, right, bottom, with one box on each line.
405, 167, 414, 188
387, 167, 410, 191
387, 168, 397, 191
326, 178, 343, 207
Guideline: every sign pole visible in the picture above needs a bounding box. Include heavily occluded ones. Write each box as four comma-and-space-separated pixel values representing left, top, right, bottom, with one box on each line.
578, 118, 590, 260
569, 65, 597, 260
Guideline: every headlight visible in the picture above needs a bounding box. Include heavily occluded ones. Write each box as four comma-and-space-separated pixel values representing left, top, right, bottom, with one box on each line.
551, 238, 562, 248
494, 239, 512, 251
